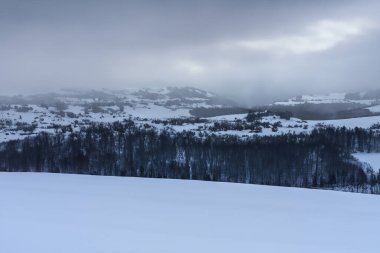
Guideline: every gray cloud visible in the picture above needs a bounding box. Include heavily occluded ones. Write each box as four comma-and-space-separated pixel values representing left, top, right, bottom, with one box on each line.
0, 0, 379, 104
230, 18, 374, 54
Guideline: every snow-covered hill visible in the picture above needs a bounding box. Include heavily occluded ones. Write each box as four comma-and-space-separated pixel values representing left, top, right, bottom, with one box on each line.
274, 90, 380, 106
269, 90, 380, 121
1, 172, 378, 253
1, 87, 380, 144
2, 86, 233, 115
0, 87, 236, 142
353, 153, 380, 172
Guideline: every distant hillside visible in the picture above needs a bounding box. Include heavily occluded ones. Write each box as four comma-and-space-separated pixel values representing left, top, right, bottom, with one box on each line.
269, 90, 380, 120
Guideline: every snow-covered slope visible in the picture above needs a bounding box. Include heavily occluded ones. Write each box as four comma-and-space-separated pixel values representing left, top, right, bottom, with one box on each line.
353, 153, 380, 171
274, 91, 380, 106
312, 115, 380, 129
275, 92, 348, 105
0, 86, 233, 118
2, 106, 380, 143
2, 87, 380, 143
367, 105, 380, 113
0, 172, 378, 253
0, 87, 235, 142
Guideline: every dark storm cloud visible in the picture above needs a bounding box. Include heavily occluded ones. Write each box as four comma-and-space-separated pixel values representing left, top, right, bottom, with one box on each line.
0, 0, 379, 104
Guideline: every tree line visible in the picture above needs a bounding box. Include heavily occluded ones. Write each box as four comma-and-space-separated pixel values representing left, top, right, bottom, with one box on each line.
1, 120, 380, 193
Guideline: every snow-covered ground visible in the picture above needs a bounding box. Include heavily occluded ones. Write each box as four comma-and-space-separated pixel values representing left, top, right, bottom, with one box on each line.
312, 115, 380, 129
0, 172, 379, 253
274, 92, 378, 106
353, 153, 380, 171
2, 106, 380, 143
1, 88, 380, 143
208, 113, 248, 121
274, 92, 348, 105
367, 105, 380, 113
0, 87, 232, 142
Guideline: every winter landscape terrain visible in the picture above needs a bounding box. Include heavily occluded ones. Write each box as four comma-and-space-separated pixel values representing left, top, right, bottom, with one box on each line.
1, 87, 380, 142
1, 172, 379, 253
3, 1, 380, 252
1, 88, 380, 253
1, 87, 380, 193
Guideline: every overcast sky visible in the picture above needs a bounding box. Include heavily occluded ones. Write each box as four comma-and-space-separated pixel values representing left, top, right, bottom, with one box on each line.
1, 0, 379, 104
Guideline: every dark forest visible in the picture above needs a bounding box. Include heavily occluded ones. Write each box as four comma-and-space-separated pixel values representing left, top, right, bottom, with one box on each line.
1, 120, 380, 194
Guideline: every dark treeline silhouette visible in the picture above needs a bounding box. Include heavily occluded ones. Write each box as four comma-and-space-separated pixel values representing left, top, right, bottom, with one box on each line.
1, 121, 380, 193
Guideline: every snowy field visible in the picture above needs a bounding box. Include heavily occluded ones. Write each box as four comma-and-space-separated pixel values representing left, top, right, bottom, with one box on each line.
353, 152, 380, 171
0, 173, 379, 253
313, 115, 380, 129
367, 105, 380, 113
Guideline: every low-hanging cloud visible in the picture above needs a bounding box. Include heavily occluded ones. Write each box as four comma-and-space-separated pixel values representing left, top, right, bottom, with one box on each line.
0, 0, 380, 104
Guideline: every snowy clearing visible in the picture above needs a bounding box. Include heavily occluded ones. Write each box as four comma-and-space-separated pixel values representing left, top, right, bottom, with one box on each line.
353, 152, 380, 171
273, 92, 377, 106
0, 172, 379, 253
312, 115, 380, 129
367, 105, 380, 113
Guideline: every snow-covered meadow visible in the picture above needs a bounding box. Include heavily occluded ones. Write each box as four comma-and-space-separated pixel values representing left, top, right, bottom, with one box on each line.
1, 172, 379, 253
353, 152, 380, 171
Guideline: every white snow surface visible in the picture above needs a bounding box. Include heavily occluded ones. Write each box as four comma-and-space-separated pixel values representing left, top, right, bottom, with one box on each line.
353, 153, 380, 171
312, 115, 380, 128
2, 88, 380, 143
275, 92, 347, 105
274, 92, 378, 106
367, 105, 380, 113
0, 172, 379, 253
208, 113, 248, 120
